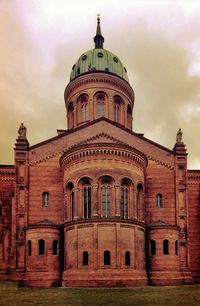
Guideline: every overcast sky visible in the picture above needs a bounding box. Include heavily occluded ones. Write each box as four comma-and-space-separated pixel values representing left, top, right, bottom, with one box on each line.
0, 0, 200, 169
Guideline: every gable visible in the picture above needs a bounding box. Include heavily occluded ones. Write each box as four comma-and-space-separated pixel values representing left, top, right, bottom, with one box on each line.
29, 118, 175, 169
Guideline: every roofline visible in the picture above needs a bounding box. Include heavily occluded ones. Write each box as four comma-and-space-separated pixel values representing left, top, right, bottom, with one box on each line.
29, 117, 174, 154
0, 164, 15, 168
70, 69, 130, 86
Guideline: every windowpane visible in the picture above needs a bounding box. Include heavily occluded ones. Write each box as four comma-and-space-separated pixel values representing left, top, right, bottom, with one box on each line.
125, 251, 130, 266
83, 251, 89, 266
42, 192, 49, 207
163, 239, 169, 255
175, 240, 178, 255
156, 194, 163, 208
150, 240, 156, 256
84, 186, 91, 219
38, 239, 45, 255
102, 186, 110, 218
53, 240, 58, 255
104, 250, 110, 265
28, 240, 32, 256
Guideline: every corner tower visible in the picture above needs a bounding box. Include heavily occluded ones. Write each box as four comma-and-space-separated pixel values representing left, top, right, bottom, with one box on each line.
64, 16, 135, 130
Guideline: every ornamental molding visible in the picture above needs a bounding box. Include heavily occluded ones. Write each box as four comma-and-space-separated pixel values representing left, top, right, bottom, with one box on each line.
64, 72, 134, 102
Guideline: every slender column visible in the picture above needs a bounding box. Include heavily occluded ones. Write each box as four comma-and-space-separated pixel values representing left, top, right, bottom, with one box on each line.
114, 184, 121, 218
92, 184, 99, 217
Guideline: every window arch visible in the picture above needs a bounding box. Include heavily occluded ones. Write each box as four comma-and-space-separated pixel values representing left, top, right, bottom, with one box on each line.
77, 95, 89, 123
96, 93, 105, 118
113, 96, 122, 123
38, 239, 45, 255
163, 239, 169, 255
66, 182, 74, 221
156, 193, 163, 208
42, 192, 49, 207
120, 186, 128, 219
175, 240, 178, 255
125, 251, 131, 266
67, 102, 74, 129
104, 250, 111, 265
83, 251, 89, 266
28, 240, 32, 256
52, 240, 58, 255
150, 240, 156, 256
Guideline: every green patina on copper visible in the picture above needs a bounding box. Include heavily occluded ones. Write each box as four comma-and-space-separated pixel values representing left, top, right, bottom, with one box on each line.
70, 16, 129, 83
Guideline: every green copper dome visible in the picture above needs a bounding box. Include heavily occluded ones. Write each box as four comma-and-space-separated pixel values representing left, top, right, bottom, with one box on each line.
70, 17, 129, 83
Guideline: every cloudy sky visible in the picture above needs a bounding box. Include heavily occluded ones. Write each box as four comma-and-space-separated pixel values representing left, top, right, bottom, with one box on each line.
0, 0, 200, 169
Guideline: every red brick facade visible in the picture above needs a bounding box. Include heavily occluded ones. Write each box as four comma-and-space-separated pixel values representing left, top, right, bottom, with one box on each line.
0, 24, 200, 287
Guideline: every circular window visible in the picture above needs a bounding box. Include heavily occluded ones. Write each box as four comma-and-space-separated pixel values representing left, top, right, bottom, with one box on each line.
113, 57, 118, 63
82, 55, 87, 61
97, 52, 103, 58
124, 67, 127, 73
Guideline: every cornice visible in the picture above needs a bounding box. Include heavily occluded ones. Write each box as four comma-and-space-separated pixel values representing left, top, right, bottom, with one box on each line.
64, 72, 135, 102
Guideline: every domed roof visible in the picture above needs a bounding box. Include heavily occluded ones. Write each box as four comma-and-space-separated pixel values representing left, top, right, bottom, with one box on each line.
70, 17, 129, 83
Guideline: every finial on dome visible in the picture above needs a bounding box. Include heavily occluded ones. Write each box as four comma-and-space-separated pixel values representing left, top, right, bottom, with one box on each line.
94, 14, 104, 49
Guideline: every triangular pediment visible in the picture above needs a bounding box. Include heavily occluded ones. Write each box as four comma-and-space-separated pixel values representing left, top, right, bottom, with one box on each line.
29, 118, 174, 169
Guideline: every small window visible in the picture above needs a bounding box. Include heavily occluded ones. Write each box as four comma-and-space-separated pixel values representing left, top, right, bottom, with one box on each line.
156, 194, 163, 208
125, 251, 130, 266
175, 240, 178, 255
150, 240, 156, 255
97, 52, 103, 58
104, 250, 110, 265
42, 192, 49, 207
82, 55, 87, 61
83, 251, 89, 266
38, 239, 45, 255
77, 67, 80, 74
53, 240, 58, 255
163, 239, 169, 255
28, 240, 32, 256
113, 56, 118, 63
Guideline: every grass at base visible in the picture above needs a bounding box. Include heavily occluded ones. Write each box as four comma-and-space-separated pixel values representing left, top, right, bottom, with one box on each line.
0, 281, 200, 306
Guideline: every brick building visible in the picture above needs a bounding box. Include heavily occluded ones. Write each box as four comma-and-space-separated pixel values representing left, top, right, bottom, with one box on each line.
0, 18, 200, 287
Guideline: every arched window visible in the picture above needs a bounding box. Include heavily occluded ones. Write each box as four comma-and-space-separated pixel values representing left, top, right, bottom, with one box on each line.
78, 95, 89, 122
96, 94, 105, 118
102, 185, 110, 218
104, 250, 111, 265
66, 182, 75, 221
125, 251, 131, 266
113, 103, 120, 122
28, 240, 32, 256
52, 240, 58, 255
83, 251, 89, 266
68, 102, 74, 129
38, 239, 45, 255
156, 193, 163, 208
71, 190, 74, 221
163, 239, 169, 255
42, 192, 49, 207
150, 240, 156, 255
84, 186, 91, 219
120, 186, 128, 219
175, 240, 178, 255
136, 184, 143, 220
127, 105, 132, 129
